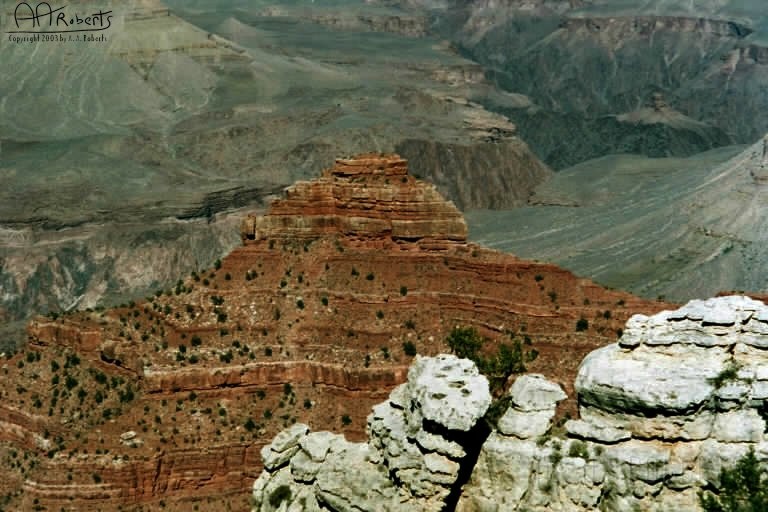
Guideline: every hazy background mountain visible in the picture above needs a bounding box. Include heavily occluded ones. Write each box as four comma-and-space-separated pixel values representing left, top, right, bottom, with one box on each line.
417, 0, 768, 167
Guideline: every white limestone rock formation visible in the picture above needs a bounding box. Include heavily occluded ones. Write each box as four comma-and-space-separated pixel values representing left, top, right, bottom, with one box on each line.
497, 374, 567, 439
251, 354, 491, 512
458, 296, 768, 512
253, 296, 768, 512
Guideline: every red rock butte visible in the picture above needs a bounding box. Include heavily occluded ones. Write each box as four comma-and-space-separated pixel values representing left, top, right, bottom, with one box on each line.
0, 153, 672, 512
241, 153, 467, 245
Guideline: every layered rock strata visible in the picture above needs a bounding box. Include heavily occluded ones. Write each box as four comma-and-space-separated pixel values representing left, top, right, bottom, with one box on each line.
240, 154, 467, 244
3, 153, 662, 511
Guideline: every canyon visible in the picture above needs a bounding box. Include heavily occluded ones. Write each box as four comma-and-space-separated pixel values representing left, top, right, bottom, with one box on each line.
0, 0, 551, 348
2, 2, 768, 509
4, 0, 768, 345
0, 154, 665, 511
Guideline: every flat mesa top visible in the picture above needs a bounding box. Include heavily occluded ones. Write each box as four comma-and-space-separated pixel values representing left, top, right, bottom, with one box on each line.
330, 154, 409, 177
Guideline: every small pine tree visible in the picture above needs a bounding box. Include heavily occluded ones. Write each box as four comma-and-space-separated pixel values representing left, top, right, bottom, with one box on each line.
700, 448, 768, 512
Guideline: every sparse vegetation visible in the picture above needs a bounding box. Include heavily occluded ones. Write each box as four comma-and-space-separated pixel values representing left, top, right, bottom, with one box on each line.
576, 318, 589, 332
709, 362, 743, 389
402, 341, 417, 357
445, 327, 536, 394
568, 440, 589, 459
700, 448, 768, 512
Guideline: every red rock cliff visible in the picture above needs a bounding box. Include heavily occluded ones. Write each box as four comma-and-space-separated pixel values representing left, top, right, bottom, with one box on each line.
0, 153, 669, 512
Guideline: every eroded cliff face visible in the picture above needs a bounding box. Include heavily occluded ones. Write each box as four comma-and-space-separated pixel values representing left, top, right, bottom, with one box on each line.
252, 296, 768, 512
0, 154, 660, 511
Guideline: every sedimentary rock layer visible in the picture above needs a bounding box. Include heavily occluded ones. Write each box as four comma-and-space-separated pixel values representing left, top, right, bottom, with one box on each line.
0, 153, 661, 511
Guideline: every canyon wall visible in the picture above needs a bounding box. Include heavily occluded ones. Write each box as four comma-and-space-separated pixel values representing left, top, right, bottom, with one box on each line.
0, 153, 660, 511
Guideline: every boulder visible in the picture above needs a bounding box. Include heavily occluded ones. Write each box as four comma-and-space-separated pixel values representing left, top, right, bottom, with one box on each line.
405, 355, 491, 432
509, 374, 567, 412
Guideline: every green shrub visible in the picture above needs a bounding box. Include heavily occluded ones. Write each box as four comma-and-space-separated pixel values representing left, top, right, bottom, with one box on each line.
576, 318, 589, 332
65, 375, 78, 390
400, 286, 408, 296
700, 448, 768, 512
402, 341, 417, 357
446, 327, 535, 394
446, 327, 484, 360
366, 272, 375, 281
709, 362, 742, 389
341, 414, 352, 426
568, 440, 589, 459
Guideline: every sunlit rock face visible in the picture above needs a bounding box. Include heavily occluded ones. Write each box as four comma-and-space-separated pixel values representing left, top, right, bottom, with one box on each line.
240, 154, 468, 245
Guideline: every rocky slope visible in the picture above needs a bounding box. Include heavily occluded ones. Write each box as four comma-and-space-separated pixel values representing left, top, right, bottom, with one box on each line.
468, 134, 768, 301
253, 295, 768, 512
0, 154, 660, 511
0, 0, 552, 346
